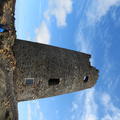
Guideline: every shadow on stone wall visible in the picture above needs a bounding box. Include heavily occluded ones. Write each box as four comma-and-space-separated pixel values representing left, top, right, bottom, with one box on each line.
0, 0, 8, 16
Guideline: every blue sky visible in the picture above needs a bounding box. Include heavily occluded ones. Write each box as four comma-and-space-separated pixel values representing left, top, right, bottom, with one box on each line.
15, 0, 120, 120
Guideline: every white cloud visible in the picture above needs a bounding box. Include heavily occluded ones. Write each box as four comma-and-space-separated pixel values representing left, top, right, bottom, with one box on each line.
44, 0, 73, 27
75, 30, 92, 54
75, 28, 94, 65
35, 21, 51, 44
102, 93, 111, 106
101, 93, 120, 120
27, 101, 46, 120
35, 0, 73, 44
87, 0, 120, 23
70, 88, 98, 120
71, 103, 78, 112
75, 0, 120, 65
73, 2, 120, 120
70, 91, 120, 120
27, 103, 32, 120
82, 89, 98, 120
36, 101, 46, 120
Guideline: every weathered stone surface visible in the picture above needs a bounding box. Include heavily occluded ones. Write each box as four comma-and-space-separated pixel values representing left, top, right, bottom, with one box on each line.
13, 40, 99, 101
0, 68, 6, 97
0, 0, 18, 119
0, 63, 18, 120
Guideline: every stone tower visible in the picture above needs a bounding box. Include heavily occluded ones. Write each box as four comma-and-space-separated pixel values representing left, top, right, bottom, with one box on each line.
13, 39, 98, 102
0, 0, 99, 119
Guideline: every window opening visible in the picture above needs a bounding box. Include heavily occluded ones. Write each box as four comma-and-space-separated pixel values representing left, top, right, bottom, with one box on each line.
48, 78, 60, 86
25, 78, 34, 85
83, 76, 89, 83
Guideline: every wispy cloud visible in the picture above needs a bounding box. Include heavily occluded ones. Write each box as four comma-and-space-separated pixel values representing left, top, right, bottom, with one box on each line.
71, 103, 79, 112
87, 0, 120, 24
81, 89, 98, 120
70, 91, 120, 120
27, 103, 32, 120
35, 21, 51, 44
101, 93, 120, 120
35, 0, 73, 44
27, 101, 46, 120
70, 88, 98, 120
35, 101, 46, 120
101, 41, 112, 81
44, 0, 73, 27
75, 30, 92, 54
75, 0, 120, 64
100, 40, 119, 90
75, 24, 95, 65
73, 1, 120, 120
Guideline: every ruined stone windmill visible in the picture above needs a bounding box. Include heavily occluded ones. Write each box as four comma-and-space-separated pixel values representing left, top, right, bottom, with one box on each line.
0, 0, 99, 119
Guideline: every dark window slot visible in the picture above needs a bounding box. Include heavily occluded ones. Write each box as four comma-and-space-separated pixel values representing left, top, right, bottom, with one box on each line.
25, 78, 34, 85
5, 110, 9, 119
48, 78, 60, 86
83, 76, 89, 83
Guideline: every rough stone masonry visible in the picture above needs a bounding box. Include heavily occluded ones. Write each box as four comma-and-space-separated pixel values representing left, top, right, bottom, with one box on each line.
0, 0, 99, 119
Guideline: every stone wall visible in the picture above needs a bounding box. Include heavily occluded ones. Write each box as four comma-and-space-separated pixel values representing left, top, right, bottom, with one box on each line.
0, 0, 18, 119
13, 40, 99, 102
